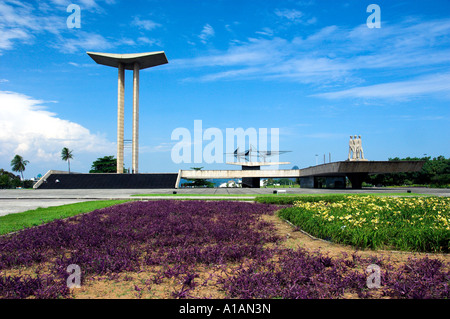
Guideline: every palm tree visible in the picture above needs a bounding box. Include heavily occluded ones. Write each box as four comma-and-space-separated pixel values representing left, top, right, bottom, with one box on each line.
10, 154, 29, 181
61, 147, 74, 173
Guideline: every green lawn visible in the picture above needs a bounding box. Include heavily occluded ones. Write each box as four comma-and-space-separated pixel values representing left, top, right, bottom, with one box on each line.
131, 193, 254, 197
0, 200, 130, 235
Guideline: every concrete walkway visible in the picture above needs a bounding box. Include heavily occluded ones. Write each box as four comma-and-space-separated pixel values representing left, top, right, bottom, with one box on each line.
0, 199, 92, 217
0, 187, 448, 217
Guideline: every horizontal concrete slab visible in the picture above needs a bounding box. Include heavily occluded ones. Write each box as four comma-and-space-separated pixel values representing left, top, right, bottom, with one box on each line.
300, 160, 426, 177
87, 51, 168, 70
180, 169, 302, 179
180, 161, 425, 179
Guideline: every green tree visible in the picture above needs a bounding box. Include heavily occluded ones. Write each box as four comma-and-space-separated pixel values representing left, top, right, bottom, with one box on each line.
182, 167, 215, 188
278, 178, 294, 187
10, 154, 29, 181
61, 147, 74, 173
266, 178, 275, 186
89, 156, 117, 173
0, 169, 21, 189
366, 156, 450, 187
89, 156, 129, 173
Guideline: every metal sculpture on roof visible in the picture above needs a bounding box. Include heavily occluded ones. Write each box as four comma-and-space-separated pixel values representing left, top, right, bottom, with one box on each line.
227, 144, 291, 163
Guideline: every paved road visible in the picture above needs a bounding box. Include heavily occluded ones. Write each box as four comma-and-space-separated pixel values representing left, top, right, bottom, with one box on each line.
0, 199, 93, 217
0, 187, 448, 217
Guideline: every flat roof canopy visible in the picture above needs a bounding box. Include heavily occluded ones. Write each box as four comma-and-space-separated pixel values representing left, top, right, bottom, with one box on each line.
87, 51, 168, 70
179, 161, 425, 179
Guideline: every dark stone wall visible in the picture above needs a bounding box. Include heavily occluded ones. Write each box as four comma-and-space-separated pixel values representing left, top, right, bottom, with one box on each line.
37, 173, 179, 189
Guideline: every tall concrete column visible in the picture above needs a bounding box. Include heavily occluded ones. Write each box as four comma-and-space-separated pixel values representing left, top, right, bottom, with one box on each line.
132, 62, 140, 174
117, 62, 125, 174
87, 51, 168, 175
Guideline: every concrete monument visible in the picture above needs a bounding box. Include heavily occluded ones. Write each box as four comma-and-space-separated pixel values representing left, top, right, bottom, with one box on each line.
348, 135, 355, 160
355, 135, 365, 160
348, 135, 367, 161
87, 51, 168, 173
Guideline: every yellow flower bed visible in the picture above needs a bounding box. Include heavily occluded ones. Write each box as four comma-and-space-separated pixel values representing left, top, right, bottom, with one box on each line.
279, 196, 450, 252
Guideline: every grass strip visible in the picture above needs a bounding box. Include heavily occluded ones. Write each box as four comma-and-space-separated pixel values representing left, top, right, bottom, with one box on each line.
131, 193, 254, 197
254, 192, 426, 205
0, 200, 130, 235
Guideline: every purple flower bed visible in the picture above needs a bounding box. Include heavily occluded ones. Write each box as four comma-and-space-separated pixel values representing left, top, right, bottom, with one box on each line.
0, 200, 448, 299
221, 250, 450, 299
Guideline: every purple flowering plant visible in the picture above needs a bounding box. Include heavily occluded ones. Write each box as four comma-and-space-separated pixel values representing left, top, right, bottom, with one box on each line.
0, 200, 448, 299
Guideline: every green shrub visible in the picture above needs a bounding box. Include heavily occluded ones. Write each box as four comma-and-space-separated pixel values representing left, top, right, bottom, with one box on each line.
255, 194, 351, 205
278, 195, 450, 252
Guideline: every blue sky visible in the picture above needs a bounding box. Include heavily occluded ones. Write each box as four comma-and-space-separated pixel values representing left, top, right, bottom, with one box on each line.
0, 0, 449, 178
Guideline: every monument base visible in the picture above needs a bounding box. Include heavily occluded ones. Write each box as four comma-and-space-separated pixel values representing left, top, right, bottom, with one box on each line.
35, 172, 178, 189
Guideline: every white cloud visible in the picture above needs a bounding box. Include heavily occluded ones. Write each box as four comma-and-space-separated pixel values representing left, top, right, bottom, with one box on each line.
118, 37, 136, 46
0, 90, 114, 163
172, 37, 289, 68
199, 24, 215, 44
48, 0, 114, 11
54, 31, 114, 53
173, 36, 348, 83
275, 8, 303, 22
0, 27, 30, 50
255, 27, 274, 37
0, 0, 118, 54
132, 16, 162, 31
274, 8, 316, 25
137, 36, 157, 46
0, 1, 35, 29
0, 1, 66, 36
0, 1, 35, 51
172, 17, 450, 98
314, 73, 450, 100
